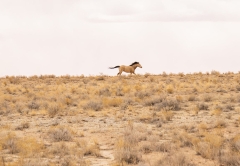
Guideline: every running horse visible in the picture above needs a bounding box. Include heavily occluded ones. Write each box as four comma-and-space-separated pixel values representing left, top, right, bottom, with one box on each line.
109, 62, 142, 75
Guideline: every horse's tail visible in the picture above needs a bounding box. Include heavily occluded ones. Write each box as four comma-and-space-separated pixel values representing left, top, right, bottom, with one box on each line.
109, 66, 120, 69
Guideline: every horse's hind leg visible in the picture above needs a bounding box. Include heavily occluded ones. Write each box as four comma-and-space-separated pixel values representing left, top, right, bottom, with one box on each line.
117, 69, 122, 76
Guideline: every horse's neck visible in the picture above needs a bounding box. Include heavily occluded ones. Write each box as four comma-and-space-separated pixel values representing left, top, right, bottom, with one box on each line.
132, 65, 137, 70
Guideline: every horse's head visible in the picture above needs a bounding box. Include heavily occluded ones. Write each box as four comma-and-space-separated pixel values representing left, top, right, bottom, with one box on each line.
130, 62, 142, 68
136, 63, 142, 68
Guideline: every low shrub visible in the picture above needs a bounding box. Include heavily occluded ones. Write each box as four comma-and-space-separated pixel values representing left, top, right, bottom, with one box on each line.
83, 100, 103, 111
197, 103, 209, 110
48, 126, 73, 142
155, 153, 195, 166
154, 99, 180, 111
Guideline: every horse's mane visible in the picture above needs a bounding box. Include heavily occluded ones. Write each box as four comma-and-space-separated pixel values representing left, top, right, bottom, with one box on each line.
130, 62, 139, 66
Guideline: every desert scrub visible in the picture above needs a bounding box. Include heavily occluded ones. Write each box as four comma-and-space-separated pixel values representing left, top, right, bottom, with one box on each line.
98, 87, 111, 96
83, 100, 103, 111
214, 119, 227, 128
0, 132, 19, 154
27, 100, 40, 110
173, 131, 196, 148
48, 102, 64, 117
154, 153, 195, 166
197, 102, 209, 110
219, 151, 240, 166
195, 134, 224, 159
48, 142, 71, 157
223, 104, 235, 112
144, 95, 166, 106
231, 134, 240, 152
114, 122, 142, 164
154, 98, 180, 111
187, 95, 196, 101
83, 142, 101, 157
202, 94, 212, 102
16, 158, 49, 166
161, 110, 174, 121
15, 121, 29, 130
17, 137, 44, 157
135, 90, 150, 99
102, 97, 123, 107
115, 86, 124, 96
48, 126, 73, 142
166, 85, 174, 94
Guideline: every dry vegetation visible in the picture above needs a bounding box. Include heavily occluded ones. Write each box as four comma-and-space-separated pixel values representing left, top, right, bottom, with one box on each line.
0, 72, 240, 165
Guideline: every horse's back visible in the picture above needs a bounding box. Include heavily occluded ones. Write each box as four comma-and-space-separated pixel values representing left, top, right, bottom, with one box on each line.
120, 65, 127, 70
120, 65, 133, 73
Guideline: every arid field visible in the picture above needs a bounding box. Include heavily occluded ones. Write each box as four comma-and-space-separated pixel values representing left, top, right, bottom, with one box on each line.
0, 72, 240, 166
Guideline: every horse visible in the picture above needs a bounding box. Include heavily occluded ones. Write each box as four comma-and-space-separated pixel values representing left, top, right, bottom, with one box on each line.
109, 62, 142, 75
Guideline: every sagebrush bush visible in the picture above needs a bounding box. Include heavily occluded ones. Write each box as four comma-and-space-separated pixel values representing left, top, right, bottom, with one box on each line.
173, 132, 195, 148
219, 151, 240, 166
155, 153, 195, 166
154, 99, 180, 111
98, 87, 111, 96
223, 104, 234, 112
28, 100, 40, 110
48, 127, 73, 142
166, 85, 174, 94
17, 137, 44, 157
114, 122, 142, 164
103, 97, 123, 107
144, 95, 166, 106
0, 133, 19, 154
83, 143, 101, 157
15, 122, 29, 130
153, 141, 173, 153
195, 134, 223, 159
197, 103, 209, 110
48, 103, 64, 117
231, 134, 240, 152
83, 100, 103, 111
203, 94, 212, 102
115, 86, 124, 96
48, 142, 71, 157
188, 95, 196, 101
135, 91, 150, 99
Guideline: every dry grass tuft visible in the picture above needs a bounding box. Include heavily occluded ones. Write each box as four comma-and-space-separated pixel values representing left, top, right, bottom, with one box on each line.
83, 142, 101, 157
114, 122, 142, 164
48, 126, 73, 142
103, 97, 123, 107
155, 153, 195, 166
214, 120, 227, 128
154, 98, 180, 111
15, 121, 30, 130
0, 132, 19, 154
83, 100, 103, 111
48, 103, 64, 117
219, 152, 240, 166
197, 102, 209, 110
166, 85, 174, 94
18, 137, 44, 157
231, 134, 240, 152
188, 95, 196, 101
195, 133, 223, 159
48, 142, 71, 157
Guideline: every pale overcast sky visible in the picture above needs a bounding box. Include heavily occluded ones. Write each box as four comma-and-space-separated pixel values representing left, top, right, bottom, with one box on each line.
1, 0, 240, 76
